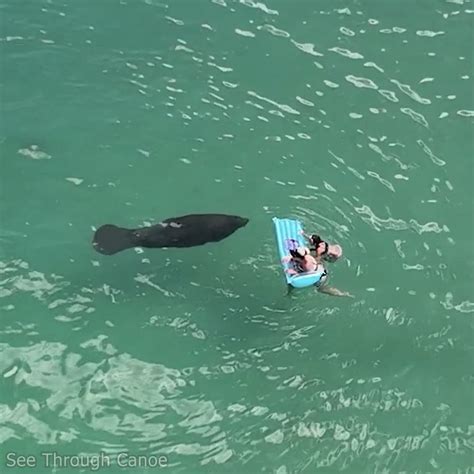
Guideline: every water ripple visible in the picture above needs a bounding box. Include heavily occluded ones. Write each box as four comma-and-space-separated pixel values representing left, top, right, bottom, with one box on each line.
400, 107, 429, 128
239, 0, 279, 16
378, 89, 399, 103
457, 109, 474, 117
258, 24, 290, 38
390, 79, 432, 105
329, 46, 364, 60
247, 90, 300, 115
291, 40, 324, 57
235, 28, 255, 38
417, 140, 446, 166
345, 75, 378, 89
354, 206, 448, 234
0, 340, 233, 463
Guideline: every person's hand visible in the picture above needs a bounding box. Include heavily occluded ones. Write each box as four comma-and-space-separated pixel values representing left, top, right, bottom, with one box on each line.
281, 256, 292, 263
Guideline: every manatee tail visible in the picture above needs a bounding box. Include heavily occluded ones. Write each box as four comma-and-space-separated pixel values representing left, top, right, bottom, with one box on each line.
92, 224, 138, 255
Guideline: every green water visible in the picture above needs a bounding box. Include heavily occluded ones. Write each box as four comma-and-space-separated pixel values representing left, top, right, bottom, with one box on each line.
1, 0, 473, 473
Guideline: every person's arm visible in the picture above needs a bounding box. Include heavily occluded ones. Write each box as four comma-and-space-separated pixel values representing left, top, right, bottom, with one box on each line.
317, 285, 354, 297
282, 255, 298, 275
300, 229, 311, 244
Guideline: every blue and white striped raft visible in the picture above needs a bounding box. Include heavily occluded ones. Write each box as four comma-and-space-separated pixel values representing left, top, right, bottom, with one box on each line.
272, 217, 325, 289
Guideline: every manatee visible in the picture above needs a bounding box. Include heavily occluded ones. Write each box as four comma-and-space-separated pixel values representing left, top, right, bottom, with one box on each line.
92, 213, 249, 255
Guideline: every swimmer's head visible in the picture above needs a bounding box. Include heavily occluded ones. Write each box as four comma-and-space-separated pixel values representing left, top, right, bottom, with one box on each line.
314, 241, 328, 256
326, 244, 343, 262
309, 234, 322, 246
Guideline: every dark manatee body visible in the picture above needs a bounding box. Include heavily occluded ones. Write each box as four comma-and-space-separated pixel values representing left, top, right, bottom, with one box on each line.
92, 213, 249, 255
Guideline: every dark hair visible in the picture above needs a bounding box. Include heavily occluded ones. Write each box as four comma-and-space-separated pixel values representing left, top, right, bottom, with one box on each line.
310, 234, 322, 246
289, 248, 306, 259
289, 249, 298, 258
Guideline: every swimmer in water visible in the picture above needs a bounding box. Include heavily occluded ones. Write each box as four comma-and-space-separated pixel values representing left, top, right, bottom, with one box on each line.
283, 232, 352, 297
282, 246, 319, 275
315, 272, 353, 297
300, 231, 343, 263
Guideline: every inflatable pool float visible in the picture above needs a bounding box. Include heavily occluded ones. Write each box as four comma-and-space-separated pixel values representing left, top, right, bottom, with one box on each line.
272, 217, 326, 289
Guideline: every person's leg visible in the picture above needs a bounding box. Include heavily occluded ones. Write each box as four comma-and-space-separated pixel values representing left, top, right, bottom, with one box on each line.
317, 285, 354, 297
315, 274, 353, 297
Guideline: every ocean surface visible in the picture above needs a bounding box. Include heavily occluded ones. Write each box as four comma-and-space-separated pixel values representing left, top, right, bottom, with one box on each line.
1, 0, 473, 473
